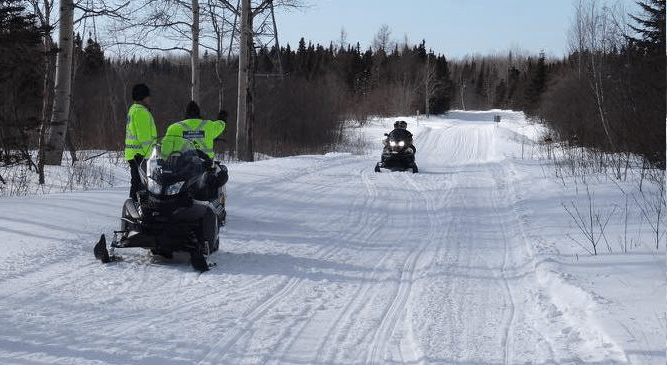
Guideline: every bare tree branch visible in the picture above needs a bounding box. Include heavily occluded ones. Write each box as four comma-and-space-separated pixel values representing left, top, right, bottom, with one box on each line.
110, 41, 190, 53
74, 1, 131, 23
217, 0, 238, 17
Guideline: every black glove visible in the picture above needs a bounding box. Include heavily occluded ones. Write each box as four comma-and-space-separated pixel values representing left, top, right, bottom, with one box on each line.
217, 110, 228, 121
133, 155, 144, 164
194, 150, 214, 169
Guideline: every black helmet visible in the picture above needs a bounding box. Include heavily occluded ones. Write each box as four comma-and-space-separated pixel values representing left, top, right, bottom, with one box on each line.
131, 83, 150, 101
394, 120, 407, 129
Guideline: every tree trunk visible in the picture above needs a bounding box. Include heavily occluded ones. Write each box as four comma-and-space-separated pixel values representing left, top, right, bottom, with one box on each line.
38, 32, 55, 183
191, 0, 200, 104
42, 0, 74, 166
236, 0, 253, 161
209, 0, 225, 111
425, 57, 429, 117
460, 79, 466, 111
216, 55, 224, 111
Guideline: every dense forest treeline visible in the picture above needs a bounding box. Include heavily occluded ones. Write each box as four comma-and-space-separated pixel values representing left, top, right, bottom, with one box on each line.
1, 0, 665, 173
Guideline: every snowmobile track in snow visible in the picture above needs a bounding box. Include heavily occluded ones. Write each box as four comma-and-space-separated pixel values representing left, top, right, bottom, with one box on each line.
364, 172, 451, 365
0, 112, 657, 365
199, 163, 388, 364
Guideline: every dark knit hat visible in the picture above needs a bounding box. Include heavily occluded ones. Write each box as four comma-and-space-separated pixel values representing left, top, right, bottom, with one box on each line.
131, 83, 150, 101
185, 100, 201, 119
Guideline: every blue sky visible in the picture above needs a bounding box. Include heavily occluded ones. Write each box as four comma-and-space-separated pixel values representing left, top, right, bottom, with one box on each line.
274, 0, 641, 59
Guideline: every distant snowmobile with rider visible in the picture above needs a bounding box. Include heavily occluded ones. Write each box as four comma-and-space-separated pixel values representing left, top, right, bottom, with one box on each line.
374, 120, 418, 173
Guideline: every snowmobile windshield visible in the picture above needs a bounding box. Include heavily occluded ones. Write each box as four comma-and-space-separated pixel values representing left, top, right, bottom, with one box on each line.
143, 137, 206, 196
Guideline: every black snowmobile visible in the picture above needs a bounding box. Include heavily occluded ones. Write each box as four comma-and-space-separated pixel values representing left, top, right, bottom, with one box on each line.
374, 122, 418, 173
94, 136, 228, 272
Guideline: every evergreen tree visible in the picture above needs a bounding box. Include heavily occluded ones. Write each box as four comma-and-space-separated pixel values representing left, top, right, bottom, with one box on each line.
296, 37, 307, 76
429, 55, 452, 114
0, 0, 45, 167
83, 38, 105, 75
628, 0, 666, 55
626, 0, 666, 167
475, 62, 485, 99
494, 79, 507, 108
523, 52, 547, 114
505, 66, 521, 108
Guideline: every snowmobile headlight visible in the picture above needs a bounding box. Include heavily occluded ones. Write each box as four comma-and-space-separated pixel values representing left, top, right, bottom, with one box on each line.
398, 141, 405, 147
147, 178, 162, 195
389, 140, 397, 147
166, 181, 185, 195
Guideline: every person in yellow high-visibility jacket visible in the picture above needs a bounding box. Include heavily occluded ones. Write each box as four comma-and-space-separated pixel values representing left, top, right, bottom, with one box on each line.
162, 101, 226, 159
125, 83, 157, 201
162, 100, 229, 205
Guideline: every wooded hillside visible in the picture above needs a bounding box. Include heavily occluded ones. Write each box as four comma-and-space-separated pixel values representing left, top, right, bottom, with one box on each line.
1, 0, 664, 172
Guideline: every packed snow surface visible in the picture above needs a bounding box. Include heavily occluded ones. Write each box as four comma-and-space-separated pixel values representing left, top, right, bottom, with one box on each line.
0, 110, 663, 364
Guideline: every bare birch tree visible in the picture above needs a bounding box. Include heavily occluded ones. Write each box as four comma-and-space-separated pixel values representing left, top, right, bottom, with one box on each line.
110, 0, 303, 161
567, 0, 626, 150
42, 0, 74, 166
569, 0, 588, 79
236, 0, 253, 161
28, 0, 56, 179
108, 0, 253, 106
338, 27, 347, 51
424, 53, 439, 117
372, 24, 393, 52
191, 0, 200, 103
225, 0, 303, 161
208, 0, 233, 110
109, 0, 199, 102
34, 0, 129, 169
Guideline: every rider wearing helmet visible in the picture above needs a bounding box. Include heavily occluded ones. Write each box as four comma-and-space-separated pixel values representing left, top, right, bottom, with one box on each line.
389, 120, 415, 154
394, 120, 408, 129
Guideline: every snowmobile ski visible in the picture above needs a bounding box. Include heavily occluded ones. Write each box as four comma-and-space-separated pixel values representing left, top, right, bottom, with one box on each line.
94, 234, 113, 263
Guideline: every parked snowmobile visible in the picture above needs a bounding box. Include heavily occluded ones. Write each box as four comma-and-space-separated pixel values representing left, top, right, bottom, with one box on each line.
94, 137, 228, 272
374, 121, 418, 173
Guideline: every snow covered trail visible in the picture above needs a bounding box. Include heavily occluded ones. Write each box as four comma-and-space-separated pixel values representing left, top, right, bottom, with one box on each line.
0, 111, 662, 364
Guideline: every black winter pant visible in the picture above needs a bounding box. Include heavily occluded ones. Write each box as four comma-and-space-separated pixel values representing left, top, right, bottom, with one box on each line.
128, 158, 142, 201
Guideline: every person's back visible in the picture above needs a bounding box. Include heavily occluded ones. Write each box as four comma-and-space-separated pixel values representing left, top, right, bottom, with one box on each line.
163, 101, 226, 159
163, 101, 229, 219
